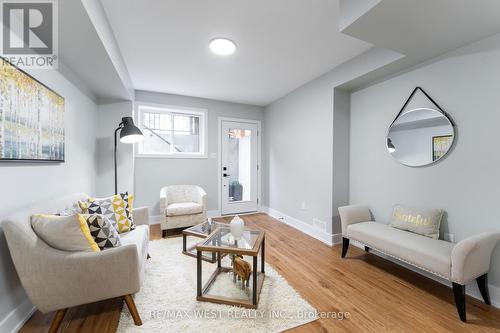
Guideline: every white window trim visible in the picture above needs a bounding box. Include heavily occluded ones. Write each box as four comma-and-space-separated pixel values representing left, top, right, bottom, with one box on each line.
135, 102, 208, 159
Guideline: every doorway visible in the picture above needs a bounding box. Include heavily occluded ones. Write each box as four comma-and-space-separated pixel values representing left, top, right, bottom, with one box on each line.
219, 118, 261, 215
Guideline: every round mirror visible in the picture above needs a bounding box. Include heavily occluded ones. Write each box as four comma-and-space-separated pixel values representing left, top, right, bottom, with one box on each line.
386, 108, 455, 167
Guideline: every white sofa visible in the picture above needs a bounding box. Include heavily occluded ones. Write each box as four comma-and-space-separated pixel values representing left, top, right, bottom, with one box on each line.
160, 185, 207, 232
338, 204, 500, 322
1, 193, 150, 332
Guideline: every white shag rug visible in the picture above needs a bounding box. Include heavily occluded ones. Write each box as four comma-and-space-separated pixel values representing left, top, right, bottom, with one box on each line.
117, 237, 318, 333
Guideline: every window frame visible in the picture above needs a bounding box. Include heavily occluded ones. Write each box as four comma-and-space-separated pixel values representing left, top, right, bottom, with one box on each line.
135, 102, 208, 159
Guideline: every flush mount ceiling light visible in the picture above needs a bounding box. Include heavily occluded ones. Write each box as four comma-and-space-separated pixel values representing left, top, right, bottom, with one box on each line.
209, 38, 236, 55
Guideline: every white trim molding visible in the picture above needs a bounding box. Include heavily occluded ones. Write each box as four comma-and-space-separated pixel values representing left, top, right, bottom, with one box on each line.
134, 102, 208, 159
0, 298, 36, 333
217, 117, 262, 216
265, 207, 334, 246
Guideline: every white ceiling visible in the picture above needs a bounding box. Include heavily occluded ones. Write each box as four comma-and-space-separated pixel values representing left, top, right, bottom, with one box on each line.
339, 0, 500, 90
100, 0, 372, 106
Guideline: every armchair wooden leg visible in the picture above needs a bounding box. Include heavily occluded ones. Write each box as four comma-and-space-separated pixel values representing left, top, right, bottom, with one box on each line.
124, 294, 143, 326
477, 273, 491, 305
452, 282, 466, 322
341, 237, 350, 258
48, 309, 67, 333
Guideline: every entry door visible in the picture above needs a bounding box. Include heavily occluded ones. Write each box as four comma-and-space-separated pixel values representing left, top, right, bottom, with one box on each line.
221, 120, 259, 215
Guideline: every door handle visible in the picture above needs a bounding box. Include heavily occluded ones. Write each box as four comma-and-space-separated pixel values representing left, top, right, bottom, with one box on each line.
223, 173, 230, 177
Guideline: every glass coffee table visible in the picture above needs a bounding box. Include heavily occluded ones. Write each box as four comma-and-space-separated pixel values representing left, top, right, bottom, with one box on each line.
196, 226, 265, 309
182, 220, 226, 263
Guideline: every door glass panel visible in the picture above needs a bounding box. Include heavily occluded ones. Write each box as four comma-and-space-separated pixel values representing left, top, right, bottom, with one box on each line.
227, 128, 252, 202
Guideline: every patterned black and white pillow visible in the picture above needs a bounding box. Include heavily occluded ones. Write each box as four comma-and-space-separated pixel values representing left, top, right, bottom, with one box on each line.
79, 214, 121, 250
78, 193, 135, 233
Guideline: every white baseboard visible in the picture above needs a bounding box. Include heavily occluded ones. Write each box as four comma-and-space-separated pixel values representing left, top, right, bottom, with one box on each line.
348, 241, 500, 309
0, 298, 36, 333
265, 207, 333, 246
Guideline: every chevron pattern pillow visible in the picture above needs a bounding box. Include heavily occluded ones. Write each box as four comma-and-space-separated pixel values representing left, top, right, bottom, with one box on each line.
79, 193, 135, 233
78, 214, 121, 250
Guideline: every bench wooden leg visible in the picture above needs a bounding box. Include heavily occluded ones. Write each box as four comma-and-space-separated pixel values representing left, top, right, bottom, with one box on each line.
124, 294, 143, 326
452, 282, 466, 322
477, 273, 491, 305
48, 309, 67, 333
341, 237, 349, 258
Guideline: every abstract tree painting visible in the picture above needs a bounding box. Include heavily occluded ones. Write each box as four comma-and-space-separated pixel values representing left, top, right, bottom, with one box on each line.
0, 58, 64, 162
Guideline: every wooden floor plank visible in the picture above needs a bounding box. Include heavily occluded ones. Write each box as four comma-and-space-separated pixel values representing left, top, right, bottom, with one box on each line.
20, 213, 500, 332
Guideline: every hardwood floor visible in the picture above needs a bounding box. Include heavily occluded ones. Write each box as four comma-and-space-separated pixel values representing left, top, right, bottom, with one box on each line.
21, 213, 500, 332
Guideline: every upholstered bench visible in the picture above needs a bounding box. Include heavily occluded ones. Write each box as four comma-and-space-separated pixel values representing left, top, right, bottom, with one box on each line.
338, 204, 500, 322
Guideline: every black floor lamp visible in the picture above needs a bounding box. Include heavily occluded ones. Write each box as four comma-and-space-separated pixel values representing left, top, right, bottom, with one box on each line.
114, 117, 143, 194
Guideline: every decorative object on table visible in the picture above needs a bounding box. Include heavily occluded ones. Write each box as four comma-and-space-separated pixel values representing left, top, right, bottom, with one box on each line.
196, 226, 265, 308
432, 135, 453, 161
386, 86, 455, 167
230, 215, 244, 239
114, 117, 143, 194
79, 192, 135, 233
160, 185, 207, 233
232, 255, 252, 289
182, 220, 226, 263
0, 58, 65, 162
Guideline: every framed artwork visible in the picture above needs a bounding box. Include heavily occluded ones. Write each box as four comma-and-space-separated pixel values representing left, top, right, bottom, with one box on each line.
432, 135, 453, 161
0, 58, 65, 162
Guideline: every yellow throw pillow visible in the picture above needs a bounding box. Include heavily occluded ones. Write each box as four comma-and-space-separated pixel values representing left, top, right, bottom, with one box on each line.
79, 192, 135, 233
31, 214, 100, 252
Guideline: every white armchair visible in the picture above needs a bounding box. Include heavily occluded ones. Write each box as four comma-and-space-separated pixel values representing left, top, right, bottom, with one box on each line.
160, 185, 207, 232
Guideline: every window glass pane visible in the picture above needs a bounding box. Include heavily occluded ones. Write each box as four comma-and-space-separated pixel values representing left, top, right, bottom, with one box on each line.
172, 114, 200, 152
227, 128, 251, 202
137, 107, 203, 156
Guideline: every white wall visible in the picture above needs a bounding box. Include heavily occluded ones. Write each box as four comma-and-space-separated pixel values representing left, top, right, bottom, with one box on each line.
0, 68, 97, 332
350, 33, 500, 290
134, 91, 264, 216
265, 77, 334, 233
95, 101, 135, 197
332, 89, 350, 234
263, 47, 401, 236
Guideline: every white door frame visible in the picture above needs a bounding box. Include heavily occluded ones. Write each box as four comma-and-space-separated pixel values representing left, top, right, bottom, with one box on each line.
217, 117, 262, 215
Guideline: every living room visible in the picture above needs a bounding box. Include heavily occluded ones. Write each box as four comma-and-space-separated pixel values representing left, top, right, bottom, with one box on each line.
1, 0, 500, 332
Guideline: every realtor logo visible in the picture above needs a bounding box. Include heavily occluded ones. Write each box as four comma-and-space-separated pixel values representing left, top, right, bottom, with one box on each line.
0, 0, 58, 69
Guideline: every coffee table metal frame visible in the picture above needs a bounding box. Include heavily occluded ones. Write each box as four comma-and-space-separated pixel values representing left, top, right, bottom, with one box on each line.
182, 221, 225, 263
196, 227, 265, 309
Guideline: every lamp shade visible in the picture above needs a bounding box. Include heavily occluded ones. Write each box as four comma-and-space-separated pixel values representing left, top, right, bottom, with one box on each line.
119, 117, 143, 144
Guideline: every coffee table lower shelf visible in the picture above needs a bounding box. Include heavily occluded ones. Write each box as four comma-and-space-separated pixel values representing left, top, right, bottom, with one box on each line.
196, 266, 265, 309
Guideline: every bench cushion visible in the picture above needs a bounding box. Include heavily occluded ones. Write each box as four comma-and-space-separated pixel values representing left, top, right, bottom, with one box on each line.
347, 222, 453, 278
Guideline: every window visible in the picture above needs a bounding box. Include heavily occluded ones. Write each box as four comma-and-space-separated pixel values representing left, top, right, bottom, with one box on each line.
136, 104, 206, 157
